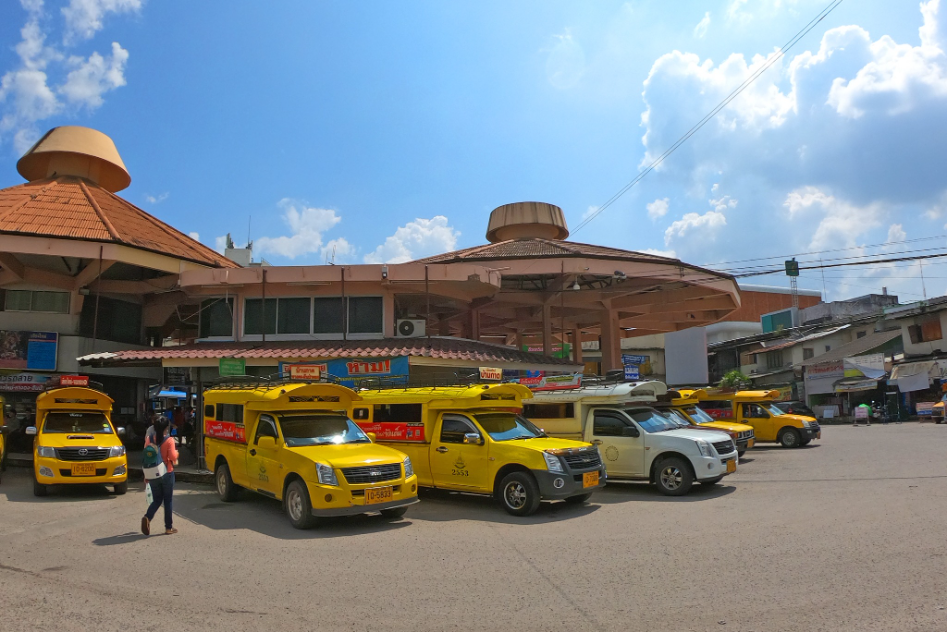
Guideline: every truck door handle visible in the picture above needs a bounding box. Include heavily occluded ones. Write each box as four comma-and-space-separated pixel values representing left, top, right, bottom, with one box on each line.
436, 446, 449, 453
249, 449, 257, 456
591, 440, 603, 445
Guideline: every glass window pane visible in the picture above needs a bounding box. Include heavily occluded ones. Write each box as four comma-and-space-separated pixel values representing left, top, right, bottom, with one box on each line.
4, 290, 32, 311
277, 298, 310, 334
313, 297, 343, 334
348, 296, 383, 334
110, 299, 142, 344
32, 291, 70, 313
200, 298, 234, 338
244, 298, 277, 335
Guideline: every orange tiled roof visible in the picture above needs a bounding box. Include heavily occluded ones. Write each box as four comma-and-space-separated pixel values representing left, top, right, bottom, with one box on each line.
413, 238, 678, 264
0, 176, 237, 268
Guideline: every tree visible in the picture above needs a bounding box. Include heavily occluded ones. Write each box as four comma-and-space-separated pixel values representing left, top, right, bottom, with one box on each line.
719, 369, 751, 390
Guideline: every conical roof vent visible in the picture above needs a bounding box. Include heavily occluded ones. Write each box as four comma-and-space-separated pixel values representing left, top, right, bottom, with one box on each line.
16, 126, 131, 192
485, 201, 569, 243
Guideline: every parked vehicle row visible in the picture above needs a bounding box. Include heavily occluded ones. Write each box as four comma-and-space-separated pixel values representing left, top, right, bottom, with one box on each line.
11, 377, 821, 530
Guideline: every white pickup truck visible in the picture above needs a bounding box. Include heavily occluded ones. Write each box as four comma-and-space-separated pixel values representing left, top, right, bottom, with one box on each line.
523, 382, 739, 495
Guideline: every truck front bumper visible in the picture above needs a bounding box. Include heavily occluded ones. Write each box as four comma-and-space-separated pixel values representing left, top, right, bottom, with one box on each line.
533, 467, 607, 500
311, 496, 419, 517
693, 453, 737, 481
34, 456, 128, 486
306, 474, 419, 517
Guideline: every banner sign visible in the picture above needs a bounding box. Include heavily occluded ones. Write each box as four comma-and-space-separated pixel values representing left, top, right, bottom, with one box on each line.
287, 364, 322, 380
515, 373, 583, 391
622, 354, 649, 366
204, 420, 246, 443
844, 353, 885, 379
479, 367, 503, 381
523, 343, 571, 359
916, 402, 935, 416
0, 331, 58, 371
60, 375, 89, 387
807, 360, 845, 378
356, 421, 426, 442
219, 357, 246, 377
164, 367, 189, 386
280, 357, 409, 387
0, 372, 52, 392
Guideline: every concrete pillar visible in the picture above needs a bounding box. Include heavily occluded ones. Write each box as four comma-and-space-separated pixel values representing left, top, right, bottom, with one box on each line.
467, 308, 481, 341
599, 309, 621, 372
572, 326, 583, 364
514, 330, 524, 353
542, 303, 553, 356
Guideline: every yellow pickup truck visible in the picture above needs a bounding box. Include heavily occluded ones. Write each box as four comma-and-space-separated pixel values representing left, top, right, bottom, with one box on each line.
698, 390, 820, 449
658, 389, 756, 457
27, 379, 128, 496
352, 383, 605, 516
203, 380, 418, 529
1, 395, 9, 484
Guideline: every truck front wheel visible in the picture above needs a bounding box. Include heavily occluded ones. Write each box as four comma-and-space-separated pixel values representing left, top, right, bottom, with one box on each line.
779, 428, 802, 448
655, 457, 694, 496
285, 479, 317, 529
215, 461, 241, 502
497, 471, 541, 516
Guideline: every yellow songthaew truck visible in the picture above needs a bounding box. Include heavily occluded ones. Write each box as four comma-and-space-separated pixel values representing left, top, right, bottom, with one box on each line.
657, 389, 756, 457
27, 378, 128, 496
203, 380, 418, 529
0, 394, 9, 484
697, 390, 820, 449
352, 383, 606, 516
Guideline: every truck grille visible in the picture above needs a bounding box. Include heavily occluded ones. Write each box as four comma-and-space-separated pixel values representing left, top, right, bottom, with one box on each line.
562, 450, 602, 470
809, 422, 821, 432
56, 448, 110, 461
340, 463, 401, 485
712, 440, 735, 455
739, 430, 755, 440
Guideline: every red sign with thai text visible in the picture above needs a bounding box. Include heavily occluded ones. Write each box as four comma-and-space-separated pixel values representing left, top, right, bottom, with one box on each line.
356, 421, 426, 442
205, 420, 247, 443
346, 360, 392, 375
60, 375, 89, 387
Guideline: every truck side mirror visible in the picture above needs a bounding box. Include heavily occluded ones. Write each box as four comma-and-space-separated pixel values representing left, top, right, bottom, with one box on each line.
26, 426, 38, 436
258, 436, 277, 449
463, 432, 483, 445
622, 426, 640, 438
0, 425, 8, 435
366, 432, 377, 442
117, 427, 126, 436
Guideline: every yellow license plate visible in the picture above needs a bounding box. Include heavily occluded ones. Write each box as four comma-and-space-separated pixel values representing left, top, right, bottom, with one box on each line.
365, 486, 393, 505
726, 460, 736, 474
71, 463, 96, 477
817, 431, 821, 439
747, 439, 755, 448
582, 471, 599, 488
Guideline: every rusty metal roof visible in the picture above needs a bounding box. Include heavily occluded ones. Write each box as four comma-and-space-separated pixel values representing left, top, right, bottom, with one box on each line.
0, 176, 237, 268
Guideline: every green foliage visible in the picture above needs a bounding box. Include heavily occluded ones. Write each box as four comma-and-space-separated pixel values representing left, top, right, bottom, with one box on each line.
719, 369, 751, 390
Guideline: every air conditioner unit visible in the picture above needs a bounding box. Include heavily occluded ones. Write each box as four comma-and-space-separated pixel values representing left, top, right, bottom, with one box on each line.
396, 319, 426, 338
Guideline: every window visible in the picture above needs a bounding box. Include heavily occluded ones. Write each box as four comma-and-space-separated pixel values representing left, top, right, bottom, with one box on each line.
592, 412, 626, 437
523, 403, 574, 419
856, 331, 867, 339
766, 350, 783, 369
742, 403, 769, 418
200, 298, 234, 338
803, 348, 814, 360
313, 297, 344, 334
909, 318, 943, 344
278, 298, 311, 334
79, 296, 143, 344
825, 345, 831, 352
348, 296, 383, 334
254, 414, 279, 443
215, 403, 243, 424
3, 289, 70, 313
203, 405, 214, 418
244, 298, 276, 335
373, 403, 422, 422
439, 415, 477, 443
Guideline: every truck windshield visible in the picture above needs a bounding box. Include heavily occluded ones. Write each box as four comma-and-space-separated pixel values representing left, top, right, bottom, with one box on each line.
684, 406, 716, 424
661, 409, 692, 427
278, 414, 370, 446
766, 404, 786, 416
43, 412, 112, 434
625, 409, 680, 433
474, 413, 545, 441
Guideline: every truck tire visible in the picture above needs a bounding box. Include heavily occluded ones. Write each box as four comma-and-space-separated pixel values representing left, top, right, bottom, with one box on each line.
380, 506, 409, 519
33, 478, 48, 497
285, 479, 317, 529
215, 461, 241, 502
779, 428, 801, 448
113, 482, 128, 495
655, 457, 694, 496
564, 492, 593, 504
497, 471, 541, 516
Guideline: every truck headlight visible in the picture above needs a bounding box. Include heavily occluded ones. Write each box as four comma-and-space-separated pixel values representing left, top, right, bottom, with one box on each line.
543, 451, 564, 473
801, 420, 811, 428
696, 440, 713, 457
37, 446, 56, 458
109, 446, 126, 457
403, 457, 414, 478
315, 463, 338, 486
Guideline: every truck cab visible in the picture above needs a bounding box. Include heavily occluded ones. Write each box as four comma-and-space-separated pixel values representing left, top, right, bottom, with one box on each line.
657, 389, 756, 457
353, 383, 605, 516
204, 381, 418, 529
698, 390, 820, 448
27, 379, 128, 496
525, 382, 738, 496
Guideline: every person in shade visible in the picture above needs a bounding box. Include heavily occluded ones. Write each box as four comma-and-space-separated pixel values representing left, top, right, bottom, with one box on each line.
141, 416, 179, 536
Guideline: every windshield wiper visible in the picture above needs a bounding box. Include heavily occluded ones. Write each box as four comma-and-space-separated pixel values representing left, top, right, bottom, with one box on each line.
506, 435, 536, 440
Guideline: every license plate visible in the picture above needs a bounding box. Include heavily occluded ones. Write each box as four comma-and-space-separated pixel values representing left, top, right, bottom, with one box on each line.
365, 486, 393, 505
71, 463, 96, 477
726, 459, 736, 474
582, 471, 599, 488
747, 439, 755, 448
817, 431, 821, 439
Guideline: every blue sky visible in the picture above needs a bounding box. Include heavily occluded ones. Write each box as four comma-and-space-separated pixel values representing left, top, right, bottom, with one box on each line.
1, 0, 945, 303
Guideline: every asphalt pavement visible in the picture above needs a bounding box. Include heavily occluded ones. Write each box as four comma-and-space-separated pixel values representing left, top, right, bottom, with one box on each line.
2, 424, 946, 632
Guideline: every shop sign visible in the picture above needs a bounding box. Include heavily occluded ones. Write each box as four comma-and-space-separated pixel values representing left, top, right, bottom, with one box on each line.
60, 375, 89, 387
523, 343, 572, 359
622, 354, 649, 366
219, 357, 246, 377
624, 365, 640, 381
807, 360, 844, 379
164, 367, 189, 386
356, 421, 426, 442
278, 357, 408, 388
916, 402, 935, 416
0, 372, 51, 392
0, 331, 58, 371
479, 367, 503, 381
511, 372, 583, 391
287, 364, 322, 380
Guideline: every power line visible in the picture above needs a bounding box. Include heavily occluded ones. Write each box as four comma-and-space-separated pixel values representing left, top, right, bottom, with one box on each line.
571, 0, 845, 235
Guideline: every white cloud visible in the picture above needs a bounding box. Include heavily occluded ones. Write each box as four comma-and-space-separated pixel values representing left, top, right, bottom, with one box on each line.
253, 199, 344, 260
886, 223, 906, 244
144, 192, 168, 204
582, 205, 599, 220
646, 197, 669, 220
664, 210, 726, 245
710, 194, 738, 212
364, 216, 459, 264
188, 231, 199, 241
321, 237, 356, 264
60, 42, 128, 108
545, 30, 585, 90
62, 0, 142, 43
784, 187, 882, 251
640, 248, 677, 259
214, 235, 228, 254
694, 12, 711, 39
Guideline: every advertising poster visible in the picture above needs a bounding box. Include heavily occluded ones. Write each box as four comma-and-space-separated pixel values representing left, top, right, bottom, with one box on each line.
356, 421, 426, 442
279, 357, 409, 387
0, 331, 58, 371
0, 372, 52, 392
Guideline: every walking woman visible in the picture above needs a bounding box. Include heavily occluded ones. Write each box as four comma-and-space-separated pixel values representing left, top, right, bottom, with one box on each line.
141, 416, 179, 535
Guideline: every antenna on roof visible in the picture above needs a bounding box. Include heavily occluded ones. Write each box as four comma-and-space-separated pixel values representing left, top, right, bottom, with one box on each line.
247, 216, 252, 251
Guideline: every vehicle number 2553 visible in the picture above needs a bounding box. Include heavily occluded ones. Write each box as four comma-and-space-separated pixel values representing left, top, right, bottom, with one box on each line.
451, 469, 469, 476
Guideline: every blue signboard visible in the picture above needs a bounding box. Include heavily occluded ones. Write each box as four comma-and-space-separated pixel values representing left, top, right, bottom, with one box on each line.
622, 354, 649, 366
0, 331, 57, 371
279, 356, 409, 387
624, 365, 640, 381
